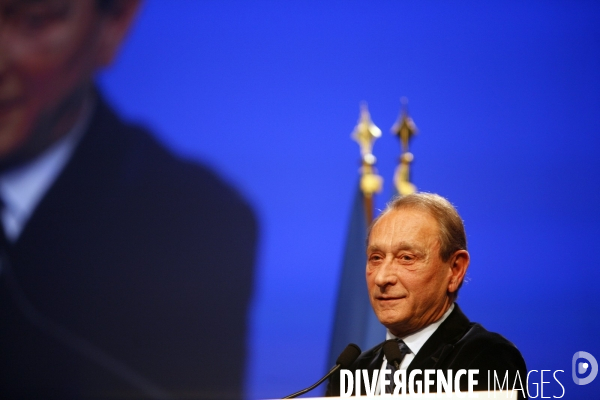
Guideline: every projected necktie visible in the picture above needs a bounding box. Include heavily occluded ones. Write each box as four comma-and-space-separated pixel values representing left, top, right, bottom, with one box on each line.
385, 339, 411, 394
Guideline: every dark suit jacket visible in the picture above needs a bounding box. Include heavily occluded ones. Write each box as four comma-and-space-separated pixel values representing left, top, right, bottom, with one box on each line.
326, 304, 528, 399
0, 96, 257, 399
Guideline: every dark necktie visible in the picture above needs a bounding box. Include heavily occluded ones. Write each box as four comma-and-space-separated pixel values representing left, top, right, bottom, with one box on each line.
385, 339, 411, 394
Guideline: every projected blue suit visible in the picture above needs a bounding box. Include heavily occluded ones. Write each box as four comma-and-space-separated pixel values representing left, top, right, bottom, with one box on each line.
0, 96, 257, 400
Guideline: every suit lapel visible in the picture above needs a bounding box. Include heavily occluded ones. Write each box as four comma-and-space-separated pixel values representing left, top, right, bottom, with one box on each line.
363, 345, 385, 372
407, 304, 472, 373
13, 94, 125, 253
6, 95, 129, 331
351, 343, 384, 395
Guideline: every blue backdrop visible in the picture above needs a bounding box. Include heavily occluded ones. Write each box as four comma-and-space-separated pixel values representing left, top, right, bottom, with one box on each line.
98, 1, 600, 398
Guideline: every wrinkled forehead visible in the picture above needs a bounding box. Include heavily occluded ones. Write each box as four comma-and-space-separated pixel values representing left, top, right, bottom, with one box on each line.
368, 206, 441, 247
370, 204, 436, 233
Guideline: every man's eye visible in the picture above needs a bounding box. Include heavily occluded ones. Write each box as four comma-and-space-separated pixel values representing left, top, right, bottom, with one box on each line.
368, 254, 382, 262
399, 254, 414, 262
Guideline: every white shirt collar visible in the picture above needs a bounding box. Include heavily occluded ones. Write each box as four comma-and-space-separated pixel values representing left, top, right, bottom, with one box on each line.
0, 95, 94, 242
376, 303, 455, 395
386, 302, 455, 356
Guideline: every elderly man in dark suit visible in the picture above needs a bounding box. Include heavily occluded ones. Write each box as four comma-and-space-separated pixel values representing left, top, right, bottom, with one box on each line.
327, 193, 527, 398
0, 1, 256, 399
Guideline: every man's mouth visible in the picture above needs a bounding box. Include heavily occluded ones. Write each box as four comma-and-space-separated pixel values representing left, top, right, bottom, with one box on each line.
376, 295, 405, 301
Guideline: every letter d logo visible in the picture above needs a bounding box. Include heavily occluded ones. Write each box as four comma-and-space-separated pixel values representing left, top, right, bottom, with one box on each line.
572, 351, 598, 385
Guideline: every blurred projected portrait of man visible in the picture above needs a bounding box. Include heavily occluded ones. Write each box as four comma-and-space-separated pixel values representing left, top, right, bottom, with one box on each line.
0, 1, 257, 399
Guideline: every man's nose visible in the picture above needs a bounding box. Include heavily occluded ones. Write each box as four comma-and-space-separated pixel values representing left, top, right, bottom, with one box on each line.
373, 257, 398, 288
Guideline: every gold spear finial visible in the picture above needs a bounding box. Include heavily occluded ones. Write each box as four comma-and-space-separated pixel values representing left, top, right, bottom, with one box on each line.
351, 102, 383, 223
353, 102, 382, 157
391, 97, 418, 196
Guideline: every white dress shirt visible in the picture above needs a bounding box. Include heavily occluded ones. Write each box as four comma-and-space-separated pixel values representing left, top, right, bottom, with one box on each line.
375, 303, 455, 395
0, 96, 93, 243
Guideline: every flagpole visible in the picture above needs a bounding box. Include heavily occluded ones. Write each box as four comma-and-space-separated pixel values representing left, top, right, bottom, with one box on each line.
391, 98, 418, 196
352, 102, 383, 223
327, 103, 385, 370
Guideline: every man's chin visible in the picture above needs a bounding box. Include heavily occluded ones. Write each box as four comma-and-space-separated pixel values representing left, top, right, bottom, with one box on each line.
0, 110, 37, 166
0, 138, 39, 173
375, 309, 410, 329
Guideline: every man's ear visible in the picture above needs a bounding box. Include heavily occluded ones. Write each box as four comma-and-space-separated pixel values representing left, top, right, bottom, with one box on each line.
447, 250, 469, 294
96, 0, 141, 67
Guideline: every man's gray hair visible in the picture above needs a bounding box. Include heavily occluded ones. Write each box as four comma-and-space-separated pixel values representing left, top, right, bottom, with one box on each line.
371, 192, 467, 262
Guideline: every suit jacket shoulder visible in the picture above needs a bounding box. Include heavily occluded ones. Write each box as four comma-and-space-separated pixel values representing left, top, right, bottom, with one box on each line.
326, 304, 527, 397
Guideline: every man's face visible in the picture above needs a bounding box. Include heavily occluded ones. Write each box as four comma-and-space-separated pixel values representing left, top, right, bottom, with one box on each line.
0, 0, 135, 166
366, 207, 455, 337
